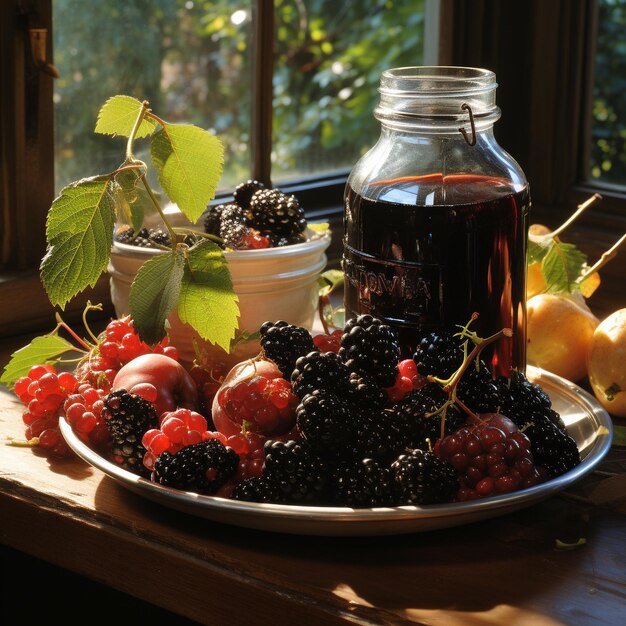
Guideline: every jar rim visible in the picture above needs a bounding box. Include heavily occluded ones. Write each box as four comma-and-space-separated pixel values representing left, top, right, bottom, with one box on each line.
380, 66, 497, 97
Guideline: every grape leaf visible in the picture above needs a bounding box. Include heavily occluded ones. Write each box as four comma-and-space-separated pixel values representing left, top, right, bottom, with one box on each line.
527, 237, 551, 265
178, 240, 239, 352
129, 250, 185, 345
0, 335, 76, 386
42, 178, 116, 308
150, 123, 224, 223
95, 95, 156, 138
542, 240, 587, 294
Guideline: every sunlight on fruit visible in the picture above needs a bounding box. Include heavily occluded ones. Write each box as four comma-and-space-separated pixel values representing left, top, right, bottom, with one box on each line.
527, 293, 599, 382
587, 308, 626, 417
579, 270, 601, 298
526, 262, 546, 299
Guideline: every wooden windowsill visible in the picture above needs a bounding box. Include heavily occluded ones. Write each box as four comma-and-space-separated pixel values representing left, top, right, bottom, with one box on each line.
1, 367, 625, 625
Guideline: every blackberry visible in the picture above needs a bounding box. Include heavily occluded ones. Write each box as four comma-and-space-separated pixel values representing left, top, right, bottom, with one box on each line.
291, 351, 350, 398
103, 389, 159, 477
391, 449, 458, 505
183, 233, 201, 247
231, 476, 282, 503
148, 228, 171, 247
260, 320, 317, 379
249, 189, 307, 237
203, 204, 224, 237
456, 363, 502, 414
413, 330, 465, 378
233, 179, 265, 210
154, 439, 239, 494
352, 410, 411, 462
263, 440, 329, 502
115, 226, 136, 245
347, 372, 388, 411
296, 389, 354, 458
339, 315, 400, 387
331, 459, 397, 508
387, 384, 466, 450
496, 371, 567, 432
268, 232, 307, 247
220, 219, 248, 249
220, 203, 246, 225
520, 414, 580, 477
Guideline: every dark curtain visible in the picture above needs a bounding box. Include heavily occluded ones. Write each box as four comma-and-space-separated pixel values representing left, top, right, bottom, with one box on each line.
446, 0, 593, 206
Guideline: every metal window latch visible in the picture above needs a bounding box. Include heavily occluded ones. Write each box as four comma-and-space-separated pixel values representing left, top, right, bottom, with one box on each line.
29, 28, 60, 79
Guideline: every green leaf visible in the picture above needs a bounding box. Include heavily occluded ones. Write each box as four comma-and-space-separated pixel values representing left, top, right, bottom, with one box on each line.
95, 95, 156, 138
178, 240, 239, 352
542, 240, 587, 294
318, 269, 344, 297
42, 178, 116, 308
308, 222, 329, 233
0, 335, 76, 386
129, 250, 185, 345
527, 237, 551, 265
150, 123, 224, 223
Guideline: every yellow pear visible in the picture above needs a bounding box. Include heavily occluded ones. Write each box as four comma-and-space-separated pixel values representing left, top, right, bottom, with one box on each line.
526, 293, 599, 382
587, 309, 626, 417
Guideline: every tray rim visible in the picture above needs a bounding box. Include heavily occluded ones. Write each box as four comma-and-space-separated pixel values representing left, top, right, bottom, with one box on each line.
59, 366, 614, 534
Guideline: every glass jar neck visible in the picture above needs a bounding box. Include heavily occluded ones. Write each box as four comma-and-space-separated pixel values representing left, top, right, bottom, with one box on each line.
374, 66, 501, 134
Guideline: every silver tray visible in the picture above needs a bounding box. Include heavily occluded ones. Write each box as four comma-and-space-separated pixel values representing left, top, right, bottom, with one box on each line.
59, 366, 613, 536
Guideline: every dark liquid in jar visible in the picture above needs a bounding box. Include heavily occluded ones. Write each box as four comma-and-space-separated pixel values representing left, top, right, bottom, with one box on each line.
343, 173, 530, 376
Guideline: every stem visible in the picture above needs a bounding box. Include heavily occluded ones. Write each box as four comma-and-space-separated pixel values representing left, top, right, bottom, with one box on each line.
6, 437, 39, 448
55, 313, 91, 351
172, 227, 224, 246
126, 100, 150, 162
442, 327, 513, 394
577, 232, 626, 283
140, 174, 177, 245
82, 301, 103, 344
546, 193, 602, 240
318, 294, 331, 334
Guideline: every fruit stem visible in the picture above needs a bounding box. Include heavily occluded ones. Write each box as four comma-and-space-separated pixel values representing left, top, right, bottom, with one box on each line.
140, 174, 178, 245
172, 227, 224, 246
126, 100, 150, 162
82, 301, 103, 344
318, 294, 331, 334
577, 232, 626, 284
533, 193, 602, 242
5, 436, 39, 448
54, 313, 91, 352
442, 327, 513, 395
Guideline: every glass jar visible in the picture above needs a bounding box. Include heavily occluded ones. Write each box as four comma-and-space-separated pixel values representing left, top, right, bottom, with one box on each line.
343, 66, 530, 375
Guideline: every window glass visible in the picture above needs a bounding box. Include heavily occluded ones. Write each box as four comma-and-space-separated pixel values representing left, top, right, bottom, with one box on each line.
272, 0, 426, 183
589, 0, 626, 186
53, 0, 253, 194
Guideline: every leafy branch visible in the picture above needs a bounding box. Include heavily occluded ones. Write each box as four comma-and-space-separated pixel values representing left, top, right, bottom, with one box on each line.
41, 95, 238, 351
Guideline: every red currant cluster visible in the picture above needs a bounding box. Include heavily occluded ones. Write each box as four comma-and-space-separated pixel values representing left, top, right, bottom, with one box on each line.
435, 413, 548, 501
75, 316, 178, 392
142, 408, 225, 470
384, 359, 427, 402
14, 365, 78, 456
216, 375, 299, 435
63, 384, 109, 448
216, 432, 267, 496
312, 330, 343, 354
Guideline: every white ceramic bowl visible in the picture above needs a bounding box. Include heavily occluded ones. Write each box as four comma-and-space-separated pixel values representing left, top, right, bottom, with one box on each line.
107, 227, 331, 365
